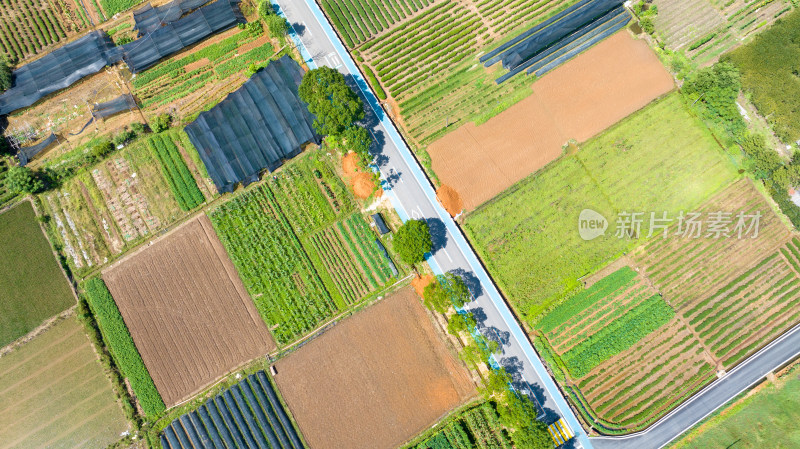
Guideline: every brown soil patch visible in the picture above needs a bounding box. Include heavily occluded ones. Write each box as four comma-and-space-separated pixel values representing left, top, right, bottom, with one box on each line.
184, 57, 211, 73
429, 31, 675, 211
102, 215, 275, 407
412, 274, 435, 298
342, 152, 375, 199
274, 288, 475, 449
237, 35, 272, 53
437, 185, 464, 217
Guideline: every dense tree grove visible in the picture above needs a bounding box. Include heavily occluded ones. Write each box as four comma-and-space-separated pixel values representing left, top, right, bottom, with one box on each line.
423, 273, 471, 313
299, 67, 365, 136
392, 219, 432, 265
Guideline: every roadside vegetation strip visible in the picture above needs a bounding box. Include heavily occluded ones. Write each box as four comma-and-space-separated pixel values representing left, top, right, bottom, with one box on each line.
147, 133, 205, 211
0, 201, 75, 347
409, 402, 512, 449
83, 277, 165, 416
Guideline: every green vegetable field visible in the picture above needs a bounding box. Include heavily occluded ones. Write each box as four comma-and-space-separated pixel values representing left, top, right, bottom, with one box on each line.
408, 402, 512, 449
0, 0, 89, 62
147, 133, 205, 211
210, 153, 398, 344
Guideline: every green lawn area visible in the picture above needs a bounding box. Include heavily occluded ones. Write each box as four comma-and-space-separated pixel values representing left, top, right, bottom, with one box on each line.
671, 364, 800, 449
464, 93, 738, 321
0, 201, 75, 347
0, 316, 127, 447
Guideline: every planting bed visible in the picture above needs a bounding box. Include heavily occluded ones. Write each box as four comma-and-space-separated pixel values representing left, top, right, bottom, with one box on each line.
0, 316, 127, 448
429, 31, 674, 210
0, 0, 91, 62
0, 201, 74, 347
652, 0, 792, 65
40, 133, 190, 275
102, 215, 276, 407
274, 287, 475, 449
409, 401, 512, 449
210, 152, 398, 345
465, 93, 736, 319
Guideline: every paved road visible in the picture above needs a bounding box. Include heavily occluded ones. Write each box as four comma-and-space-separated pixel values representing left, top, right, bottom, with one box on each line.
272, 1, 593, 448
270, 2, 800, 449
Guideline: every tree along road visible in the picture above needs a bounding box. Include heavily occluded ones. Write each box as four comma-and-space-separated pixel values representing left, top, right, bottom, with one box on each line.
271, 1, 800, 448
271, 1, 592, 448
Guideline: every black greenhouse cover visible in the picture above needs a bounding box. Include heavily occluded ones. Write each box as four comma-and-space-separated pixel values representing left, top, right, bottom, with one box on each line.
133, 0, 212, 35
92, 94, 138, 119
17, 133, 57, 166
160, 371, 305, 449
185, 56, 319, 193
121, 0, 245, 73
0, 31, 119, 115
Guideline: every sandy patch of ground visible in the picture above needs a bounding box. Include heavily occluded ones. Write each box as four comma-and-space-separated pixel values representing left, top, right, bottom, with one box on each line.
412, 274, 435, 298
437, 185, 464, 217
342, 152, 376, 199
274, 287, 475, 449
102, 215, 275, 406
429, 31, 675, 211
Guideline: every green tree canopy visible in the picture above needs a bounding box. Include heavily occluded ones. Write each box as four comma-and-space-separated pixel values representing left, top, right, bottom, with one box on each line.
6, 166, 43, 194
342, 125, 372, 168
497, 393, 553, 449
0, 56, 11, 92
299, 67, 364, 137
447, 311, 477, 336
741, 132, 782, 179
265, 14, 289, 38
683, 62, 745, 138
423, 273, 472, 313
392, 219, 432, 265
258, 0, 274, 20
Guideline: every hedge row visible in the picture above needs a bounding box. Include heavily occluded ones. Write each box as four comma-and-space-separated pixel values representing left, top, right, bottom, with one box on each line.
83, 278, 165, 416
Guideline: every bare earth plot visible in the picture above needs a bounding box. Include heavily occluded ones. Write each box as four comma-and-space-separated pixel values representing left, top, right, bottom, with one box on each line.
0, 316, 127, 449
429, 31, 674, 211
102, 215, 275, 407
274, 288, 475, 449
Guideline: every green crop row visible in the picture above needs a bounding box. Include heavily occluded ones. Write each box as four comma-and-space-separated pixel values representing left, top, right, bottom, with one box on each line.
320, 0, 431, 47
344, 214, 393, 280
147, 134, 204, 211
210, 184, 338, 344
414, 402, 511, 449
563, 295, 674, 378
537, 267, 638, 334
83, 278, 165, 416
309, 228, 369, 304
363, 65, 387, 100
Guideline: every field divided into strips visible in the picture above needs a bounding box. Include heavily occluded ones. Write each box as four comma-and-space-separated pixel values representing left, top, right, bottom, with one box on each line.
132, 25, 274, 115
147, 133, 205, 211
653, 0, 793, 65
534, 267, 713, 432
40, 136, 187, 276
0, 0, 90, 62
0, 201, 75, 347
411, 402, 512, 449
320, 0, 433, 47
320, 0, 580, 144
0, 317, 127, 448
210, 154, 397, 344
161, 371, 305, 449
635, 179, 795, 368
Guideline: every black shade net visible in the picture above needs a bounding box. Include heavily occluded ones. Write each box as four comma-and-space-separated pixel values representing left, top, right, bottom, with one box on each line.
17, 133, 57, 166
133, 0, 213, 35
92, 93, 138, 118
185, 56, 319, 194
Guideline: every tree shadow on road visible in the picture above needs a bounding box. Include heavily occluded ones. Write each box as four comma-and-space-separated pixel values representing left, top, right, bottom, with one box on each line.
449, 267, 484, 299
425, 217, 448, 254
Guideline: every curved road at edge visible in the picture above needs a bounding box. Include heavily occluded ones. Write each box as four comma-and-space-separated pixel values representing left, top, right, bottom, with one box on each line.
271, 2, 800, 448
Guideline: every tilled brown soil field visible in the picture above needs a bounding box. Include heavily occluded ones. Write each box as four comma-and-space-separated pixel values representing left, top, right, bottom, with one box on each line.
274, 288, 475, 449
102, 215, 275, 407
429, 31, 675, 211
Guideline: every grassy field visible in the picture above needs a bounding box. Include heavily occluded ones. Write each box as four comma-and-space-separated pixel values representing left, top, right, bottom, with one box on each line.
724, 8, 800, 144
465, 93, 737, 320
0, 201, 74, 347
209, 151, 400, 344
322, 0, 579, 145
671, 362, 800, 449
0, 316, 127, 448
